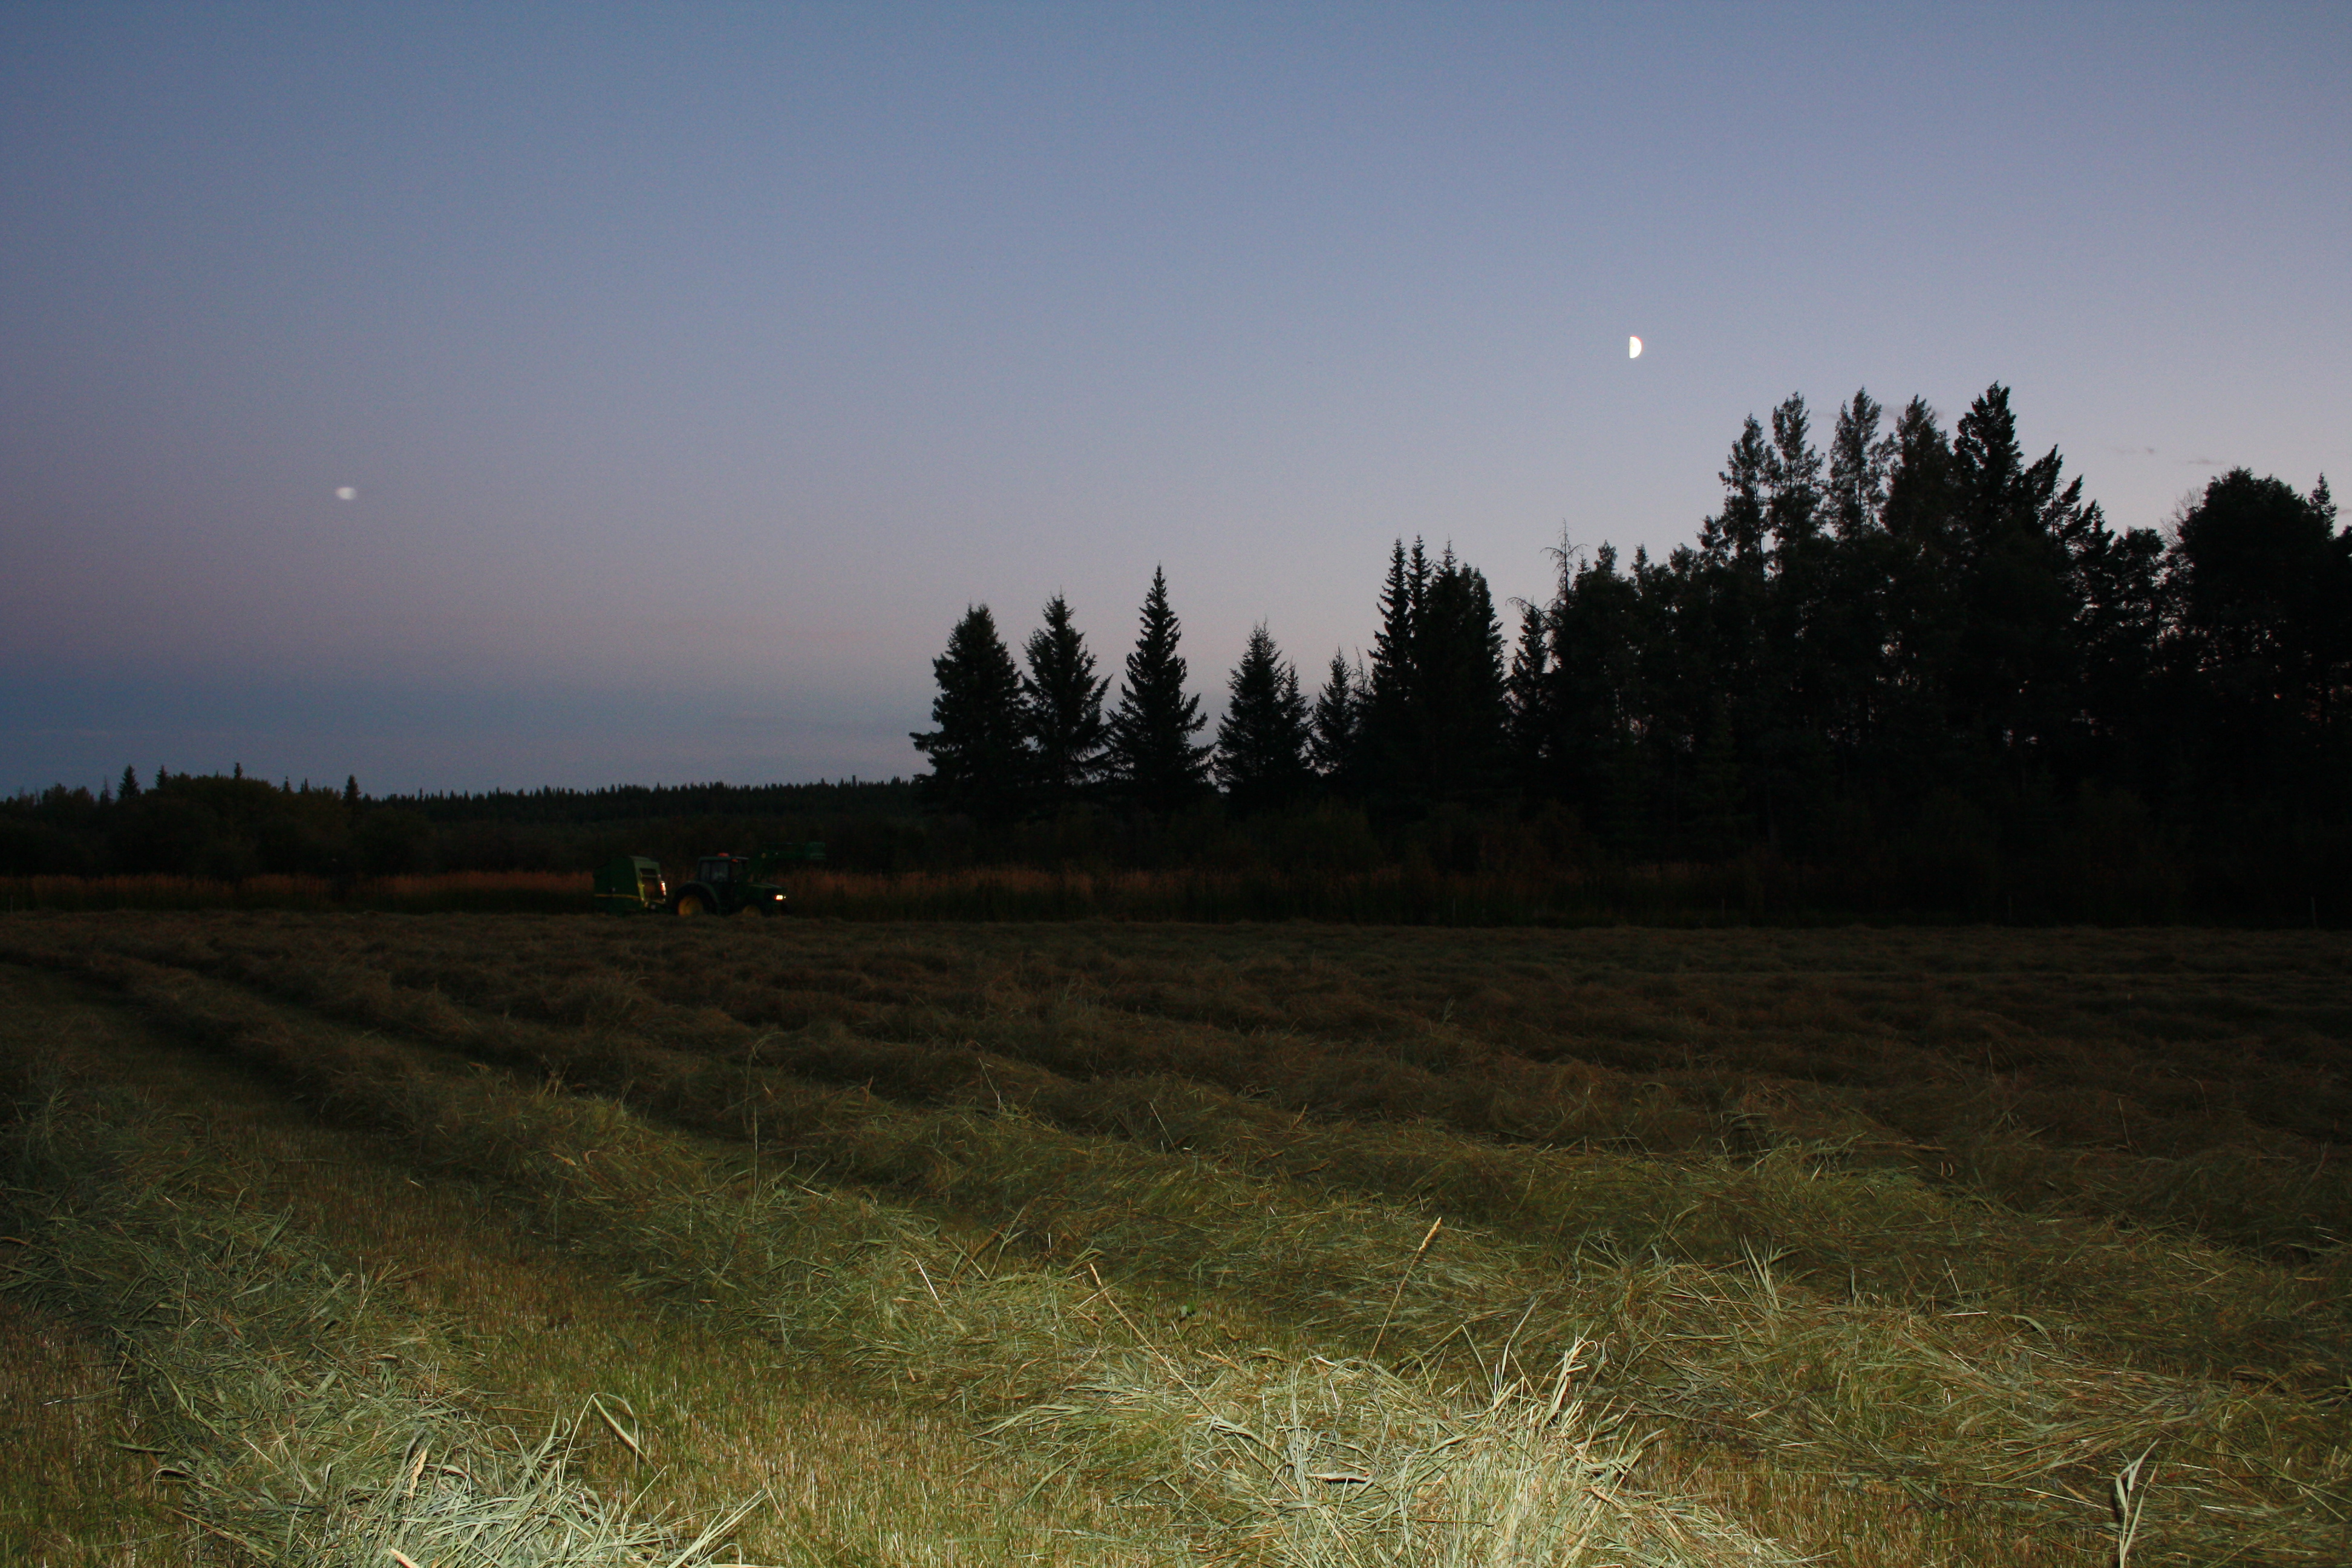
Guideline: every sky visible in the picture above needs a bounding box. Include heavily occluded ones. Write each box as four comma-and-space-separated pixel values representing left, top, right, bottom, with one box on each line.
4, 2, 2346, 796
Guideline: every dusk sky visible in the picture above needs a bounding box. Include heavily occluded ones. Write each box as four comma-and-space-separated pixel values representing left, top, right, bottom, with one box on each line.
5, 3, 2345, 796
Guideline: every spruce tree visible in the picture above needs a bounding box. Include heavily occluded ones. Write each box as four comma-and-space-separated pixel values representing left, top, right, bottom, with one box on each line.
1414, 548, 1509, 805
1763, 393, 1824, 550
1701, 418, 1771, 564
1309, 652, 1364, 788
1827, 389, 1892, 540
1882, 397, 1954, 544
1105, 567, 1211, 812
1215, 624, 1312, 812
1362, 540, 1428, 803
119, 765, 141, 801
1021, 593, 1109, 811
1504, 603, 1551, 790
910, 604, 1031, 823
1947, 383, 2087, 757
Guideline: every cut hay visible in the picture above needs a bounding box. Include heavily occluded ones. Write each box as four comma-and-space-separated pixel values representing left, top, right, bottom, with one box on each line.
8, 926, 2351, 1563
0, 1083, 731, 1567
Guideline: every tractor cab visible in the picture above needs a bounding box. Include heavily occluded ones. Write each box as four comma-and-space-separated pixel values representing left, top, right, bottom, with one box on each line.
696, 855, 742, 884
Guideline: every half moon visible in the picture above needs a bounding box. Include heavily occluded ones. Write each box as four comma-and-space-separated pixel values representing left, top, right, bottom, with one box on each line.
1628, 336, 1643, 359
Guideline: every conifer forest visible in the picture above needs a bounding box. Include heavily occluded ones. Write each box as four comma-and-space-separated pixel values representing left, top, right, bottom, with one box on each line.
910, 383, 2346, 921
7, 382, 2346, 925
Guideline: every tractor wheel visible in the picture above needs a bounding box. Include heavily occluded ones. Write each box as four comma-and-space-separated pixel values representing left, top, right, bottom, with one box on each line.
675, 891, 708, 917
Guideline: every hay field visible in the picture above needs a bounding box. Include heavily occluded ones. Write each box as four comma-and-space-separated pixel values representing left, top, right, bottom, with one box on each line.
2, 913, 2345, 1566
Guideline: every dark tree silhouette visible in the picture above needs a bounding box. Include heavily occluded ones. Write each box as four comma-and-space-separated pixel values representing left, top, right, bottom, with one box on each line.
1413, 547, 1509, 805
1105, 567, 1211, 812
1021, 592, 1109, 811
910, 604, 1030, 823
1309, 651, 1364, 787
1702, 417, 1771, 564
2172, 470, 2348, 707
1215, 624, 1312, 811
1763, 393, 1825, 551
1504, 602, 1550, 789
1357, 540, 1507, 808
1533, 542, 1653, 848
1501, 382, 2198, 862
870, 378, 2350, 918
1827, 389, 1892, 540
2168, 470, 2350, 798
1361, 540, 1427, 804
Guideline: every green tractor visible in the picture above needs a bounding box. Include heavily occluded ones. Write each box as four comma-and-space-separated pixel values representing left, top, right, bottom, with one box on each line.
663, 843, 826, 918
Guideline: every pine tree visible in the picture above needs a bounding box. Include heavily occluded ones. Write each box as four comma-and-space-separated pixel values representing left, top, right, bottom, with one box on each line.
910, 604, 1031, 823
1021, 593, 1109, 811
1105, 568, 1210, 812
1215, 624, 1312, 812
119, 765, 141, 801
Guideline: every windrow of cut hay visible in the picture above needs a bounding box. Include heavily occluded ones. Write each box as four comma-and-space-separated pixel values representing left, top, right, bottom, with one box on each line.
47, 917, 2346, 1390
10, 933, 2346, 1565
10, 948, 1801, 1568
0, 1074, 736, 1568
82, 910, 2352, 1263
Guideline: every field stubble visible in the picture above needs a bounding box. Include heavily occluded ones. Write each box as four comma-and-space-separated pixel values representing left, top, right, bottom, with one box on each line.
2, 911, 2347, 1566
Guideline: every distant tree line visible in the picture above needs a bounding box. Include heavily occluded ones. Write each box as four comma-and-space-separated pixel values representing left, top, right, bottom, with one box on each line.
1, 769, 388, 881
912, 383, 2348, 912
0, 771, 921, 881
8, 380, 2344, 920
